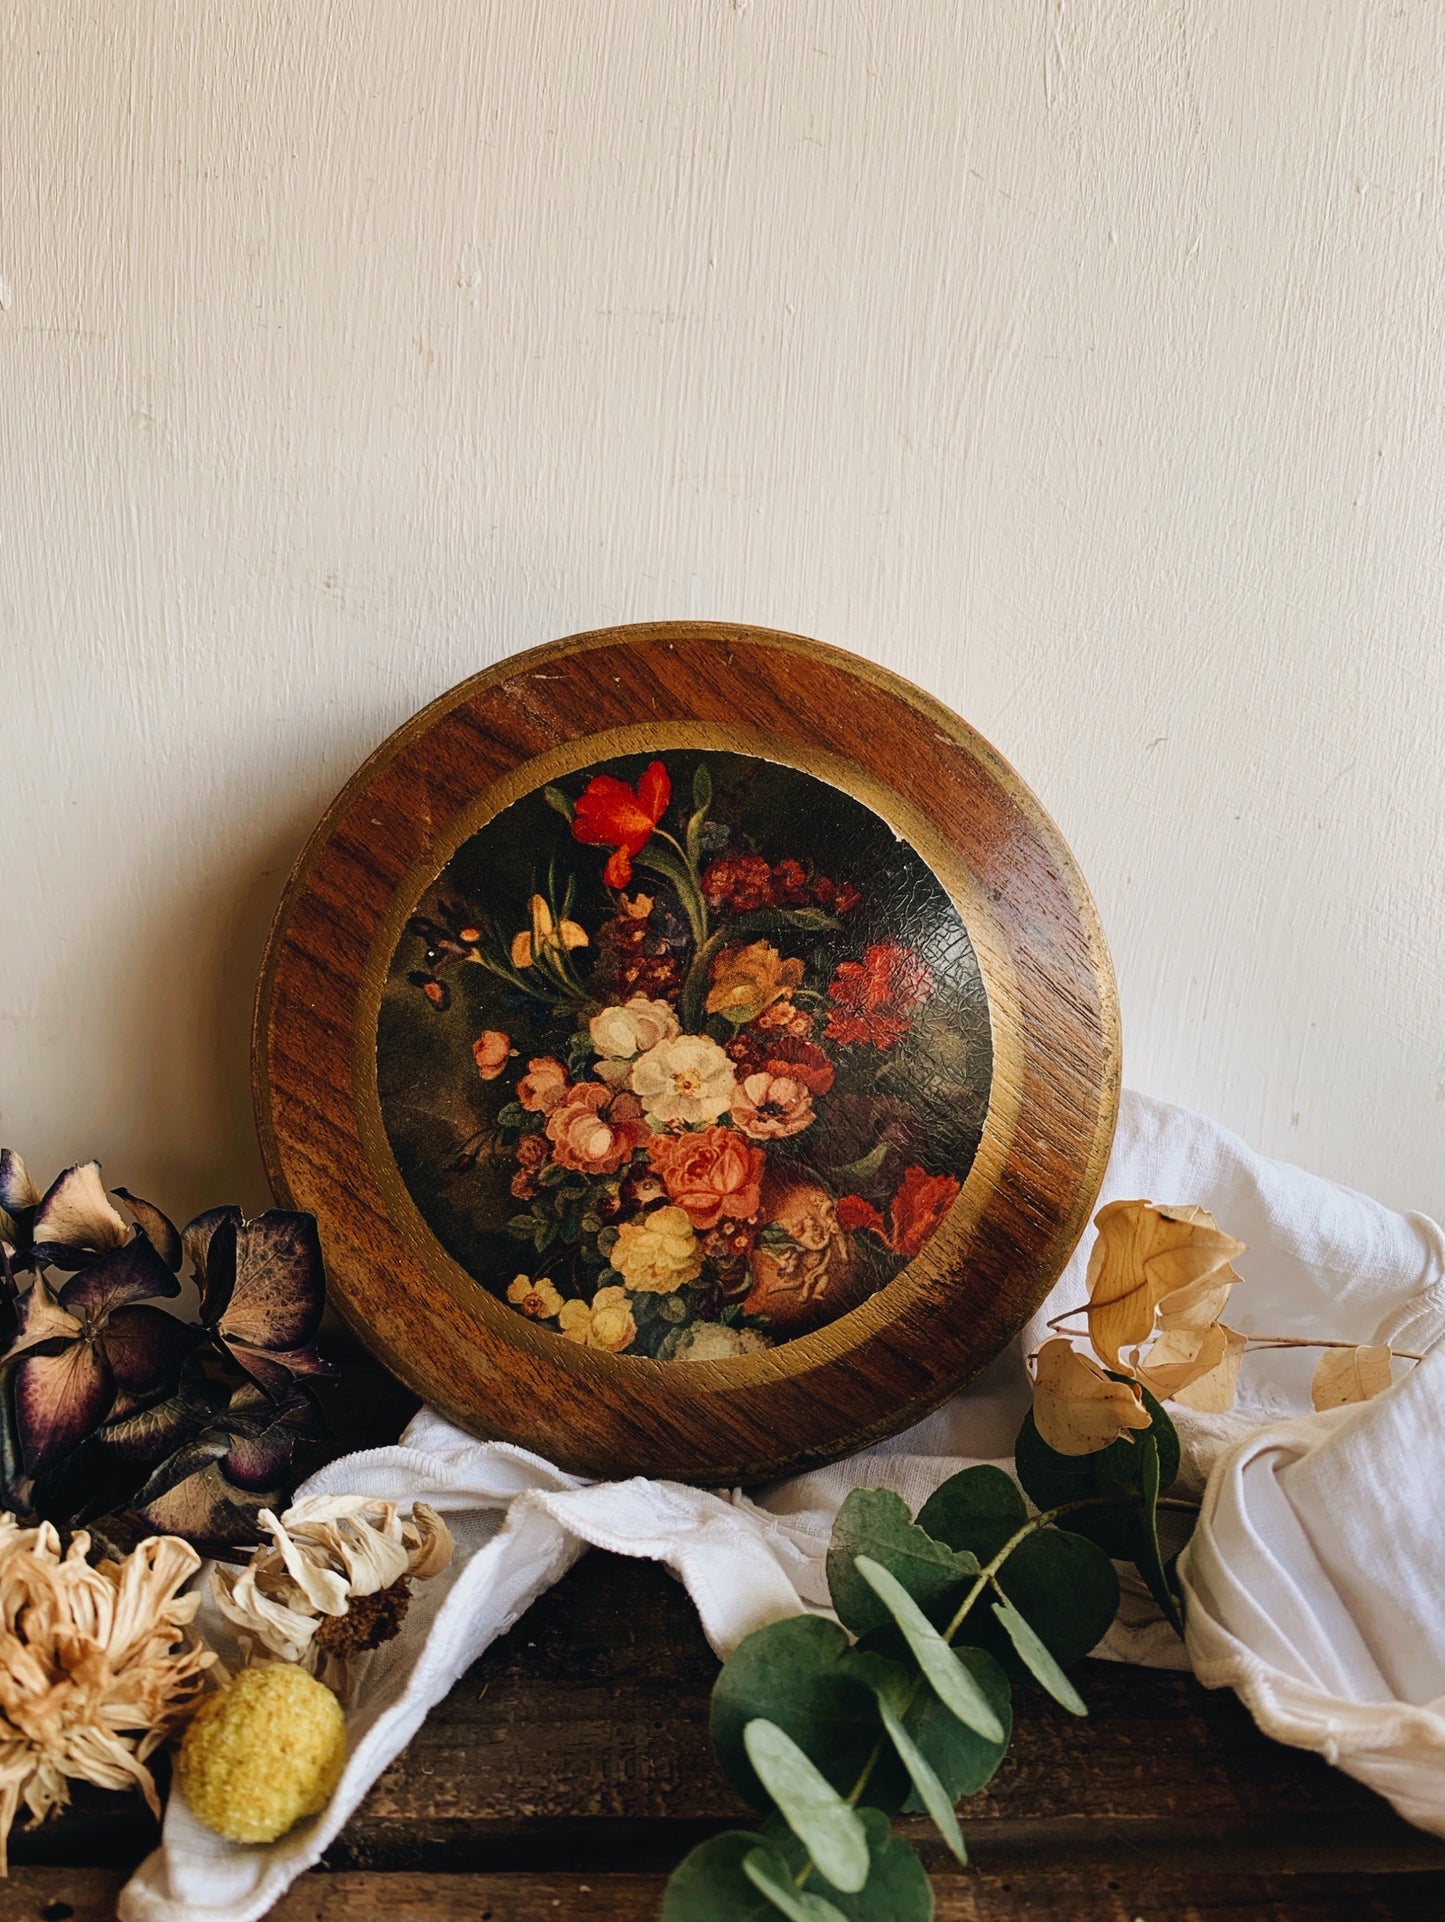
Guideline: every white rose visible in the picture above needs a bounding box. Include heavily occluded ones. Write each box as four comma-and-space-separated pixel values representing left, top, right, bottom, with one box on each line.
589, 995, 680, 1062
672, 1322, 771, 1361
630, 1033, 737, 1127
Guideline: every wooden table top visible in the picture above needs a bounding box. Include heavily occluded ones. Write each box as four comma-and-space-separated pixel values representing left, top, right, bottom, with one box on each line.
7, 1549, 1445, 1921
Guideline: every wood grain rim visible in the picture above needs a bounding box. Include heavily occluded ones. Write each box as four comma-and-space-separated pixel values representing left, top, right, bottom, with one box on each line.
254, 621, 1120, 1482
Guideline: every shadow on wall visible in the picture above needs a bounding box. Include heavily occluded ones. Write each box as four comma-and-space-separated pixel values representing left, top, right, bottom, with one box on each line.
108, 803, 320, 1223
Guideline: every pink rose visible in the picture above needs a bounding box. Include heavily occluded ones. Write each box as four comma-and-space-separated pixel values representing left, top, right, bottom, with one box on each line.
517, 1056, 570, 1114
647, 1127, 765, 1231
730, 1072, 815, 1141
471, 1030, 512, 1080
545, 1081, 649, 1175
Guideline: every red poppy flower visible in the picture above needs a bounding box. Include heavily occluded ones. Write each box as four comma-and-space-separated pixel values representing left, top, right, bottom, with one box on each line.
572, 761, 671, 888
837, 1164, 960, 1258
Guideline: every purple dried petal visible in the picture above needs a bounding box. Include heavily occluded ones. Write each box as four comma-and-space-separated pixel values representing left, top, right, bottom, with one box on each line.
0, 1151, 40, 1214
30, 1162, 131, 1261
219, 1386, 317, 1492
113, 1189, 183, 1271
15, 1339, 114, 1474
219, 1336, 336, 1397
4, 1276, 83, 1362
97, 1378, 221, 1460
218, 1212, 325, 1352
136, 1459, 276, 1548
101, 1304, 200, 1394
59, 1234, 181, 1318
182, 1206, 243, 1300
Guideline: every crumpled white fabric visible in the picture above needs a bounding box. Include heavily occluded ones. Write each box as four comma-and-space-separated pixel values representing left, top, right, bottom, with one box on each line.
118, 1089, 1445, 1922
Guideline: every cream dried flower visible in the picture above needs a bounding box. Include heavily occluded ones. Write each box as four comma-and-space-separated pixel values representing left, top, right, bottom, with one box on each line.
0, 1515, 213, 1872
211, 1497, 453, 1697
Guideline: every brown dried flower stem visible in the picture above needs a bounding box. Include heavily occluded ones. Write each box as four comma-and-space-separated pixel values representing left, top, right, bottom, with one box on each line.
1033, 1313, 1423, 1369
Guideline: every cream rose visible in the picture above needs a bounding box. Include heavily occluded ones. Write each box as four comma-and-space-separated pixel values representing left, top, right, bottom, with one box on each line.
629, 1034, 736, 1127
610, 1205, 703, 1293
590, 996, 679, 1063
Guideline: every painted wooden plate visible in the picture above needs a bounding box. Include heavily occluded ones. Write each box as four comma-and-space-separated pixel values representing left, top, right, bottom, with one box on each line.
253, 623, 1119, 1482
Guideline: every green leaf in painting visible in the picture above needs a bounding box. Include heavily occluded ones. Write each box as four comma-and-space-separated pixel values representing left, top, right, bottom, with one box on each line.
692, 762, 713, 818
543, 784, 574, 823
711, 1616, 897, 1812
853, 1556, 1004, 1742
828, 1141, 892, 1185
742, 1720, 870, 1894
916, 1462, 1027, 1563
827, 1489, 978, 1636
742, 1849, 848, 1922
990, 1596, 1088, 1717
765, 1809, 935, 1922
875, 1695, 967, 1864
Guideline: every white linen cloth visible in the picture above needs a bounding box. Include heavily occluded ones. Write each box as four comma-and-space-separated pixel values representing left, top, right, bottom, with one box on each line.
118, 1089, 1445, 1921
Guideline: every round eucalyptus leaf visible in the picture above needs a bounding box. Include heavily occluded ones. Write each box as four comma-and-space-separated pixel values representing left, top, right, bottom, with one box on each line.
765, 1809, 935, 1922
916, 1462, 1027, 1562
1013, 1384, 1180, 1557
662, 1832, 795, 1921
711, 1616, 892, 1811
826, 1487, 977, 1637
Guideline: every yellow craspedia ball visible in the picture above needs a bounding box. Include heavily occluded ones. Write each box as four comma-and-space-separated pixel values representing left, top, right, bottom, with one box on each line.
177, 1663, 347, 1844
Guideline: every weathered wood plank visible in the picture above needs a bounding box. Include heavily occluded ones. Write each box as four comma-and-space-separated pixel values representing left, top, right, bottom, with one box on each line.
330, 1553, 1445, 1874
10, 1866, 1445, 1922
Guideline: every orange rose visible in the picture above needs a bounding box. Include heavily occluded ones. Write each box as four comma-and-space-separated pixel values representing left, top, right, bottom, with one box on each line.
517, 1057, 569, 1114
546, 1082, 649, 1175
648, 1127, 765, 1231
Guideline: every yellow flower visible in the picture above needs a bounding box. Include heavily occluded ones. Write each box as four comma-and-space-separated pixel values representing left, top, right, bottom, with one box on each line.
558, 1285, 638, 1351
506, 1274, 564, 1320
705, 940, 805, 1025
611, 1205, 703, 1293
511, 894, 589, 969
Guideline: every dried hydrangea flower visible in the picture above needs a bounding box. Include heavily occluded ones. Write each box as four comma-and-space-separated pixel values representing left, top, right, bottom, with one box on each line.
0, 1514, 214, 1872
211, 1497, 453, 1697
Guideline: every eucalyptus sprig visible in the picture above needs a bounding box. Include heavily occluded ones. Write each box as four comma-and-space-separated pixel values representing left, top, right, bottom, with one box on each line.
662, 1392, 1189, 1919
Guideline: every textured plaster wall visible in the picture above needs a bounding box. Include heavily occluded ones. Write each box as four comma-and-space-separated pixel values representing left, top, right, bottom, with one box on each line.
2, 3, 1442, 1229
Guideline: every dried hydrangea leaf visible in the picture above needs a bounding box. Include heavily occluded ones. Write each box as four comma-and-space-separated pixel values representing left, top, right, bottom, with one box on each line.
1085, 1200, 1246, 1377
60, 1236, 181, 1317
1032, 1338, 1153, 1456
1311, 1344, 1394, 1412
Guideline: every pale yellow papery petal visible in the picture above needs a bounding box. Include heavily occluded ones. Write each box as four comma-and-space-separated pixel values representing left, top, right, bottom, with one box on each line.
1085, 1200, 1247, 1375
1032, 1338, 1153, 1456
1311, 1344, 1394, 1411
257, 1509, 350, 1615
1136, 1323, 1247, 1412
405, 1505, 454, 1581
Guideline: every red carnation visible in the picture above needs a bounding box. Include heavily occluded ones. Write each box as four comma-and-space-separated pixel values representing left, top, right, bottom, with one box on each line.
825, 941, 934, 1050
572, 761, 671, 889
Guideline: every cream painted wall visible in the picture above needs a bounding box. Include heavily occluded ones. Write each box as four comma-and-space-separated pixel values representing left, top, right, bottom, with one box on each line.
2, 2, 1442, 1232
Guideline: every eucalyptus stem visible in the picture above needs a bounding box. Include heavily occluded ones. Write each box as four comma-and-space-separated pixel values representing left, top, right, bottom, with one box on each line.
792, 1491, 1143, 1891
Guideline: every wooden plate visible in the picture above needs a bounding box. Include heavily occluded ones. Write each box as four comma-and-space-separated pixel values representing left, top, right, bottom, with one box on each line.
253, 623, 1119, 1482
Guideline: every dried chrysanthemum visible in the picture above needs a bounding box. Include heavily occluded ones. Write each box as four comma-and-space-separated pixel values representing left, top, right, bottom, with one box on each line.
211, 1497, 453, 1696
0, 1514, 213, 1872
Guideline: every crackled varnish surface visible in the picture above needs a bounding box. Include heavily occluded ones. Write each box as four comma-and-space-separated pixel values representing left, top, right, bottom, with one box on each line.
15, 1553, 1445, 1920
253, 623, 1120, 1480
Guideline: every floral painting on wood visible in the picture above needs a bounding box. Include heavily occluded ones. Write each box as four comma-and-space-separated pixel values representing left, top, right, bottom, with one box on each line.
376, 750, 992, 1359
